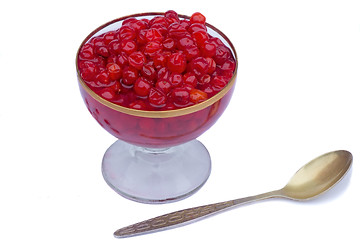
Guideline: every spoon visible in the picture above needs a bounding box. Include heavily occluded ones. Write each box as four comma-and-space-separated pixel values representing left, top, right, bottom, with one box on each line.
114, 150, 352, 238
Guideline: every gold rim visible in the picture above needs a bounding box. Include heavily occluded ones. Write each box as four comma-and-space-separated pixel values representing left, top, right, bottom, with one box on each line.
76, 12, 238, 118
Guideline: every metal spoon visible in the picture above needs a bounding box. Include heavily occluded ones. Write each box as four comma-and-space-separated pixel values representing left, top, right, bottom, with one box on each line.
114, 150, 352, 238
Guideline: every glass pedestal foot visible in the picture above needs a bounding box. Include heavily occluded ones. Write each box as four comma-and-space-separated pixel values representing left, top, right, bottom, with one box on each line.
102, 139, 211, 204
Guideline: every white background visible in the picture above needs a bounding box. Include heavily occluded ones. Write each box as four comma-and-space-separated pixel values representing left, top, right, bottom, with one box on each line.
1, 0, 359, 239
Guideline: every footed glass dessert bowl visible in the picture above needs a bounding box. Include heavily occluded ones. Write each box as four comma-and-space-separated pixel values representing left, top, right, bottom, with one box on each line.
76, 11, 238, 203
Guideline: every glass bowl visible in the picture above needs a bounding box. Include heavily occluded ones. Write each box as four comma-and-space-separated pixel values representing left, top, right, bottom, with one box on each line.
76, 12, 238, 203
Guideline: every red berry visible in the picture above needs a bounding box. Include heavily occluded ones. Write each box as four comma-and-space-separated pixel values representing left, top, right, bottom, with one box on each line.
79, 43, 95, 60
118, 26, 136, 41
141, 64, 156, 81
145, 28, 163, 42
153, 53, 168, 69
155, 80, 172, 94
214, 45, 231, 64
189, 57, 209, 77
106, 63, 122, 81
157, 67, 170, 81
103, 31, 116, 44
192, 31, 208, 46
185, 46, 200, 61
95, 45, 110, 58
95, 71, 111, 87
129, 100, 147, 110
151, 23, 168, 36
190, 12, 206, 24
198, 74, 211, 86
128, 51, 146, 70
190, 88, 208, 103
116, 52, 129, 67
79, 61, 98, 81
177, 36, 196, 50
184, 72, 197, 87
200, 42, 216, 57
188, 23, 207, 34
168, 23, 188, 39
212, 76, 227, 92
169, 73, 183, 88
167, 52, 186, 73
149, 16, 169, 27
134, 77, 151, 97
149, 87, 166, 107
144, 41, 163, 57
137, 29, 148, 45
165, 10, 180, 21
219, 59, 236, 72
162, 38, 176, 51
121, 40, 137, 55
206, 57, 216, 74
108, 39, 122, 54
122, 66, 138, 85
99, 87, 116, 100
171, 88, 190, 106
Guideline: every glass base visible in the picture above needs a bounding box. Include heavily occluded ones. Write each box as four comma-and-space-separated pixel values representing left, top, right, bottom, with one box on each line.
102, 139, 211, 204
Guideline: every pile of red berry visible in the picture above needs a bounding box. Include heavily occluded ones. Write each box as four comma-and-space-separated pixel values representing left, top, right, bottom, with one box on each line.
78, 11, 236, 111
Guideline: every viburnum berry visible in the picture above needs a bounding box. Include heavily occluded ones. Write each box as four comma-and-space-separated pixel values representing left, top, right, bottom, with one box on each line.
192, 31, 208, 46
141, 64, 156, 81
214, 45, 231, 64
189, 57, 209, 77
149, 87, 166, 107
116, 52, 129, 67
206, 57, 216, 74
128, 51, 146, 70
129, 100, 147, 110
106, 63, 122, 81
212, 76, 228, 92
165, 10, 180, 22
153, 53, 168, 69
145, 28, 163, 42
144, 41, 163, 57
118, 26, 136, 41
177, 36, 196, 50
79, 43, 95, 60
108, 39, 122, 54
190, 88, 208, 103
190, 12, 206, 24
168, 23, 188, 39
99, 87, 116, 100
200, 42, 216, 57
155, 79, 172, 94
80, 61, 98, 81
95, 71, 111, 87
121, 40, 137, 55
122, 66, 138, 85
167, 52, 186, 73
103, 31, 116, 45
184, 72, 197, 87
169, 73, 183, 88
95, 45, 110, 58
188, 23, 207, 34
185, 46, 200, 61
162, 38, 176, 51
134, 77, 151, 97
157, 67, 170, 81
171, 87, 190, 106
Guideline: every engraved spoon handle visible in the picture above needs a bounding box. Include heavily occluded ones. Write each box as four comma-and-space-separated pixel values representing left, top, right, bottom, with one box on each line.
114, 190, 281, 238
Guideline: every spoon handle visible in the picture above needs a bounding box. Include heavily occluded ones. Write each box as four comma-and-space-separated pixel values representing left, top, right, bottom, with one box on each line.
114, 190, 280, 238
